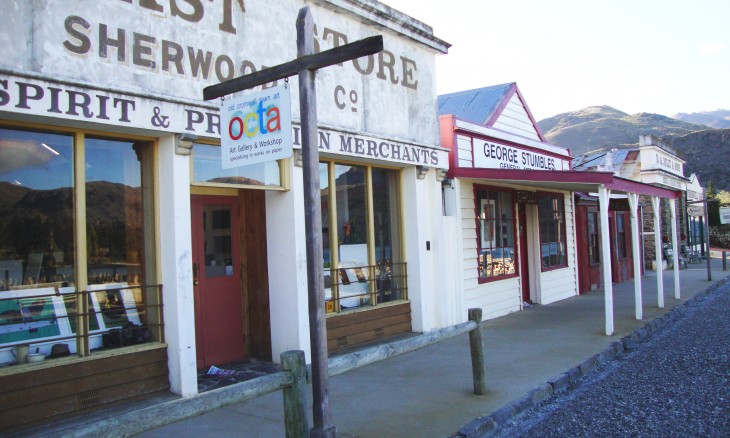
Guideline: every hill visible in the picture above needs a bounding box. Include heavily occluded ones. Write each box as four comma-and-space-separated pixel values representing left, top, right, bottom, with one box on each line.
672, 129, 730, 191
673, 110, 730, 129
537, 106, 707, 155
537, 107, 730, 191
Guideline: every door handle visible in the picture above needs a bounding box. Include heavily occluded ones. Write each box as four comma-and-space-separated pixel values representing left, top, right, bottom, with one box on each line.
193, 262, 199, 286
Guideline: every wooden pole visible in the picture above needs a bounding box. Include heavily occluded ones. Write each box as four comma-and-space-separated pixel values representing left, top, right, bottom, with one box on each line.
704, 194, 712, 281
652, 196, 664, 308
468, 308, 487, 395
281, 351, 309, 438
297, 7, 335, 437
669, 199, 680, 299
628, 193, 642, 320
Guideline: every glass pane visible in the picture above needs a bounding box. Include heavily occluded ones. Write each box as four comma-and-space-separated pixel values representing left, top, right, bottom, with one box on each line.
335, 164, 368, 309
372, 168, 402, 302
320, 163, 331, 268
0, 128, 75, 289
86, 138, 145, 286
202, 205, 233, 278
193, 143, 281, 187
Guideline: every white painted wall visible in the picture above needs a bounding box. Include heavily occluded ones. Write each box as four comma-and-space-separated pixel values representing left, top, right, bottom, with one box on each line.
266, 162, 311, 363
492, 94, 541, 141
157, 135, 198, 397
402, 167, 438, 332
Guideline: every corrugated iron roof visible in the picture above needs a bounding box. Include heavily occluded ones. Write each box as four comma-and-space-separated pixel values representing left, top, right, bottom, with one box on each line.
437, 83, 514, 126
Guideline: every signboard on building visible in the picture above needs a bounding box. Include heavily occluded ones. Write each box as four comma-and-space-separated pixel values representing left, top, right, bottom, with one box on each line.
0, 0, 447, 149
220, 85, 292, 168
687, 205, 704, 217
473, 138, 568, 171
720, 207, 730, 225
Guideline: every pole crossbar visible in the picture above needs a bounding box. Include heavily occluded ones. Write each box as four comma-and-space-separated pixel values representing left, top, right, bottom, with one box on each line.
203, 35, 384, 100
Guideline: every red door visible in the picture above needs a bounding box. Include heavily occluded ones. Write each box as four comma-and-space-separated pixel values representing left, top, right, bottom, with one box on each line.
191, 195, 245, 369
519, 204, 530, 303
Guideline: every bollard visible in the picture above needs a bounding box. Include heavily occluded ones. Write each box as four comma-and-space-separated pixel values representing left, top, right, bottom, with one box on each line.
468, 308, 487, 395
723, 251, 727, 271
281, 350, 309, 438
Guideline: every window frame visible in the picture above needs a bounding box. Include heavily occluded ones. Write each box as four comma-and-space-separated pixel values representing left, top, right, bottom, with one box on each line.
537, 191, 568, 271
0, 120, 161, 358
474, 184, 518, 284
319, 158, 406, 314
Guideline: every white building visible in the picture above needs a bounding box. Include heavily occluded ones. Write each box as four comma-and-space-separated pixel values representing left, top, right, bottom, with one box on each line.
0, 0, 449, 429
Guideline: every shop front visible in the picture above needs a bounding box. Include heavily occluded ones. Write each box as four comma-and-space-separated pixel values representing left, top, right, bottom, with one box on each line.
0, 0, 449, 430
438, 84, 682, 335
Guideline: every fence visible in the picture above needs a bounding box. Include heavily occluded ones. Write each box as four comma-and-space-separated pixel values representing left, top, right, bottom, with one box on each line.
71, 308, 486, 437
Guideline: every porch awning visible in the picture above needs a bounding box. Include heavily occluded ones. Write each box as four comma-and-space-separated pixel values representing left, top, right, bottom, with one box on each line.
451, 168, 682, 199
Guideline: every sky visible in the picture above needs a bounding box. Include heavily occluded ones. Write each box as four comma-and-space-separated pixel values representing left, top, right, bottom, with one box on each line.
382, 0, 730, 121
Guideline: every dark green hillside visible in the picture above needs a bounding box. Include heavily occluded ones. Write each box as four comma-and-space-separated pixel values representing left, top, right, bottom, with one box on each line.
673, 129, 730, 191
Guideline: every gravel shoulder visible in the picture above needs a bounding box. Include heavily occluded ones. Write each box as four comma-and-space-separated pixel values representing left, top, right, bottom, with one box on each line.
489, 282, 730, 438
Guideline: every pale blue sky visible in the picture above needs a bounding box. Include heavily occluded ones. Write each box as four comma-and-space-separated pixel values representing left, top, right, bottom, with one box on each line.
385, 0, 730, 121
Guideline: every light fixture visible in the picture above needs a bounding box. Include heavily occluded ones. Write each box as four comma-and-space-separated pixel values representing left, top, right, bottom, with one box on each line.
175, 133, 197, 156
416, 165, 429, 180
435, 168, 448, 182
441, 178, 454, 189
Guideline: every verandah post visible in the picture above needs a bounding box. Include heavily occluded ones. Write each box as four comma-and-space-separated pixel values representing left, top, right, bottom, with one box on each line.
468, 308, 487, 395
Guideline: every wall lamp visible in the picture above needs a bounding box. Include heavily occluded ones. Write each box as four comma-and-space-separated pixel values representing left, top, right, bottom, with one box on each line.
416, 165, 429, 180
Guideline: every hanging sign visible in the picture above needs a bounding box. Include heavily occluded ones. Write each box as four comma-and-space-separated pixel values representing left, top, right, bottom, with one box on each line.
221, 84, 293, 169
687, 205, 704, 217
720, 207, 730, 225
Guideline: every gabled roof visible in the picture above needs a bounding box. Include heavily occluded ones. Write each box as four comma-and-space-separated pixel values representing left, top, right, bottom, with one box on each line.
437, 83, 512, 124
437, 82, 546, 142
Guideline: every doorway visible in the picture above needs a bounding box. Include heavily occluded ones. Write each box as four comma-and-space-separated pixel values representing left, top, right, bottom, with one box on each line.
191, 195, 245, 369
518, 203, 530, 303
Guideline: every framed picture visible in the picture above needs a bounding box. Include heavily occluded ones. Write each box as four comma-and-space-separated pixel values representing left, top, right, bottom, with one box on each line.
480, 199, 496, 249
87, 283, 142, 330
58, 286, 104, 351
0, 287, 71, 347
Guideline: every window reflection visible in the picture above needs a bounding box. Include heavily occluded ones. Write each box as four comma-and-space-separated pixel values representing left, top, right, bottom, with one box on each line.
192, 143, 281, 186
0, 128, 75, 290
85, 138, 145, 286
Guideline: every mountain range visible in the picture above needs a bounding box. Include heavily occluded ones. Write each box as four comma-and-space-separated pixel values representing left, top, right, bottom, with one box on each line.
537, 106, 730, 192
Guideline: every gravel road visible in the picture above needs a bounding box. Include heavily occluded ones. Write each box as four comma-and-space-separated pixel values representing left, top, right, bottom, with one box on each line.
491, 282, 730, 438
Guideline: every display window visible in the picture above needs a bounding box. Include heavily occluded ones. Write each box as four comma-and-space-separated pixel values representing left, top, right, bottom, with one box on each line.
191, 142, 283, 189
475, 186, 516, 282
320, 161, 404, 313
538, 192, 567, 270
0, 124, 161, 366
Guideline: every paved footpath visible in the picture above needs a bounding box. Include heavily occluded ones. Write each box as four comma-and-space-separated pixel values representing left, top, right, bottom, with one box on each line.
488, 281, 730, 437
15, 258, 730, 438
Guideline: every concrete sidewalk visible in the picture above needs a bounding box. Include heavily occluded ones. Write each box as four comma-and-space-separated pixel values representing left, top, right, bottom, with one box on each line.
23, 257, 730, 437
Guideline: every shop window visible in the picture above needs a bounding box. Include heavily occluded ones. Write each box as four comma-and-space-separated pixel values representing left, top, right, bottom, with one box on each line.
321, 162, 404, 313
616, 213, 627, 259
538, 193, 567, 269
475, 187, 516, 281
192, 143, 281, 187
587, 212, 600, 264
0, 126, 160, 367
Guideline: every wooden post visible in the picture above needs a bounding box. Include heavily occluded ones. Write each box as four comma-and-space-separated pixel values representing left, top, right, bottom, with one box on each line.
468, 308, 487, 395
723, 251, 727, 271
297, 7, 335, 438
281, 350, 309, 438
704, 194, 712, 281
